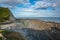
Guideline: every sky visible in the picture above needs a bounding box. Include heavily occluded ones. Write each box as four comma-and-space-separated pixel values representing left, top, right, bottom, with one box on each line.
0, 0, 60, 18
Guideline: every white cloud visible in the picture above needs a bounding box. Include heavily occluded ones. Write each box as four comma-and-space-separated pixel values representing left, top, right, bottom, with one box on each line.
0, 4, 12, 8
44, 0, 60, 7
10, 7, 59, 17
31, 1, 57, 9
0, 0, 59, 8
0, 0, 29, 4
0, 0, 30, 8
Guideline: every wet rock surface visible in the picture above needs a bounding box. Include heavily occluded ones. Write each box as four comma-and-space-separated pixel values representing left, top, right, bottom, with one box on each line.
13, 27, 60, 40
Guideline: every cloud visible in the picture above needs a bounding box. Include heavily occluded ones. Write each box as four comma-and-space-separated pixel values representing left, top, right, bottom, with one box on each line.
45, 0, 60, 7
0, 0, 29, 5
0, 4, 13, 8
0, 0, 60, 17
0, 0, 30, 8
0, 0, 58, 8
10, 7, 59, 17
55, 0, 60, 7
31, 1, 57, 9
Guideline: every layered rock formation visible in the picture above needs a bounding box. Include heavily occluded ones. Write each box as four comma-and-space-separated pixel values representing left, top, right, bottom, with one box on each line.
16, 20, 60, 30
12, 27, 60, 40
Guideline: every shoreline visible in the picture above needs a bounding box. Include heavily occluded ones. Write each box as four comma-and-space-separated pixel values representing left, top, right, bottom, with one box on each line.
0, 19, 60, 30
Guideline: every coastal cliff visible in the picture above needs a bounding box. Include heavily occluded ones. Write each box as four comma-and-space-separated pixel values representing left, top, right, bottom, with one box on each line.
0, 7, 60, 30
0, 7, 15, 24
0, 7, 60, 40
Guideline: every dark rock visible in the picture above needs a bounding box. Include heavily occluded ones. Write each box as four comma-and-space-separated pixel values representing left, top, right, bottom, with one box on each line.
50, 27, 60, 40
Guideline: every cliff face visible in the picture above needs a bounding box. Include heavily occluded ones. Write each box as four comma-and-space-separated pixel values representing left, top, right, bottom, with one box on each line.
0, 7, 15, 23
0, 7, 10, 22
0, 7, 16, 29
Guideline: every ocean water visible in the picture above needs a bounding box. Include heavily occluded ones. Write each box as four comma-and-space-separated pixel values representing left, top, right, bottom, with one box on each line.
16, 17, 60, 23
38, 17, 60, 23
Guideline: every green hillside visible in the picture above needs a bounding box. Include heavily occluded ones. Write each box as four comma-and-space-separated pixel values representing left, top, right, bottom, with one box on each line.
0, 7, 10, 22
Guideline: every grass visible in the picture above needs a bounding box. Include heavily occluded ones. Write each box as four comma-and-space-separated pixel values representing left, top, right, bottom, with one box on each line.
0, 7, 10, 22
0, 30, 12, 40
0, 30, 5, 33
0, 37, 2, 40
0, 30, 26, 40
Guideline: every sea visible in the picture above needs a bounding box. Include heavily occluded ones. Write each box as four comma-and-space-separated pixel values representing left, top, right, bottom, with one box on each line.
16, 17, 60, 23
38, 17, 60, 23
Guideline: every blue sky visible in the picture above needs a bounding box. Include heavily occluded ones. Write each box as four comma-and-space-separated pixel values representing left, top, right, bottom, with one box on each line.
0, 0, 60, 18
